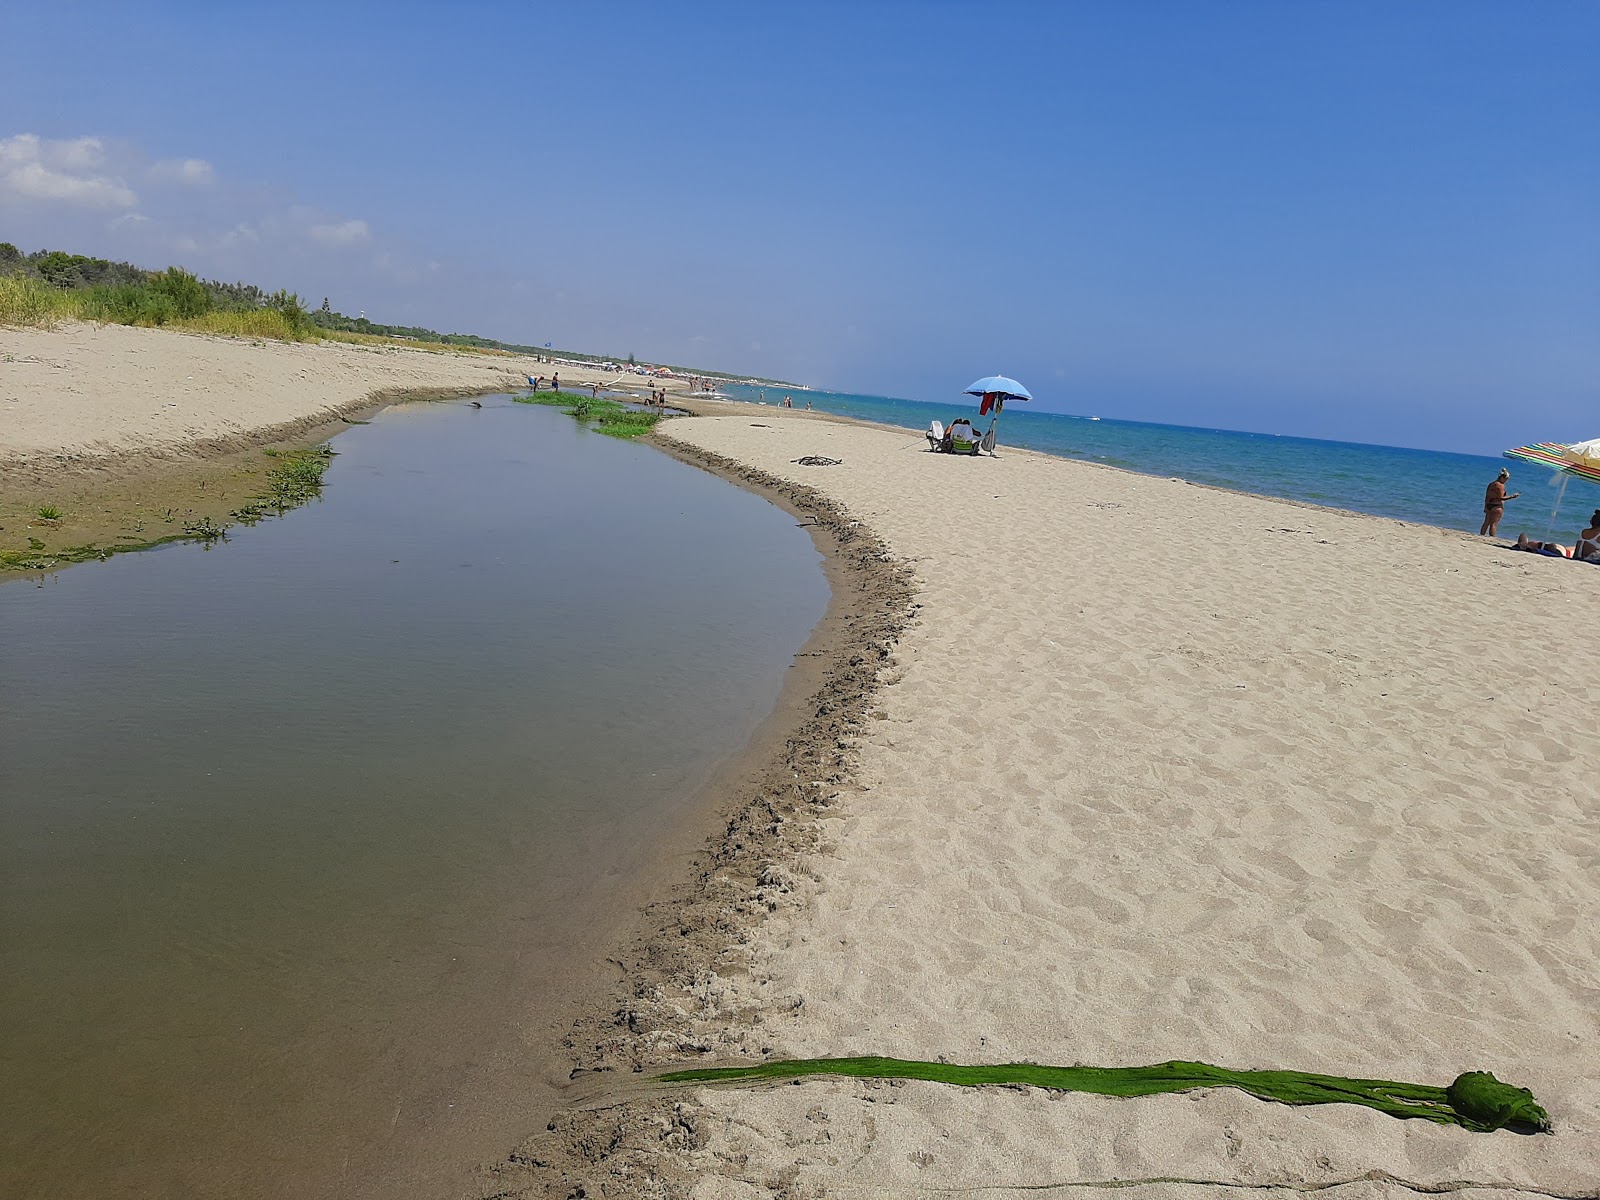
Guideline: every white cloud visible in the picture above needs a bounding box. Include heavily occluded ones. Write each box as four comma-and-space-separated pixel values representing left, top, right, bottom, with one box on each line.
149, 157, 216, 186
0, 134, 136, 209
308, 219, 369, 246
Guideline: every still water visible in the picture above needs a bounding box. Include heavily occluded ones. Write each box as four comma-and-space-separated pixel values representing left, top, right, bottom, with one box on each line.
0, 399, 828, 1198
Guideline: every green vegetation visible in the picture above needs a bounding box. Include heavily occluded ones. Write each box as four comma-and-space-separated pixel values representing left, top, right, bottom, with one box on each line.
512, 391, 664, 439
1, 444, 336, 573
0, 261, 318, 341
0, 240, 798, 382
34, 505, 62, 520
659, 1057, 1551, 1134
231, 446, 334, 524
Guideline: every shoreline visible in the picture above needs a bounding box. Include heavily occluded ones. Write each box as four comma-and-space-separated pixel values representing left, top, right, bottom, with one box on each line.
499, 410, 1598, 1197
477, 430, 919, 1195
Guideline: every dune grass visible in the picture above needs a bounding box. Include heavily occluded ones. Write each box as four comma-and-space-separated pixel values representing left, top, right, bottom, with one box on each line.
0, 274, 74, 326
512, 391, 664, 439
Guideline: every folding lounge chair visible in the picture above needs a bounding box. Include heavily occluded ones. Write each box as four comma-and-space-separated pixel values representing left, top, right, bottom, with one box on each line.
925, 420, 945, 451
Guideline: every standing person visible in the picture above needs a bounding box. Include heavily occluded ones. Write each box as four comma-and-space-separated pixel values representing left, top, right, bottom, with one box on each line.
1480, 468, 1520, 536
552, 373, 560, 392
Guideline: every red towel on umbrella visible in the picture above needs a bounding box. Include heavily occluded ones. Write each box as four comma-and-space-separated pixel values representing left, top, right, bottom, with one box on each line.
980, 391, 998, 416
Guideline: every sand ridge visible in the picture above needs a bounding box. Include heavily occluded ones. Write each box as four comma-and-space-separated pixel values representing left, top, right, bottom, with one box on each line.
522, 412, 1598, 1198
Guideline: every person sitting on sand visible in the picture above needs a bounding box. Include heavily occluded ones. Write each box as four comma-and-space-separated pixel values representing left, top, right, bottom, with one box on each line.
941, 419, 976, 452
1511, 533, 1571, 557
1480, 468, 1520, 536
1575, 510, 1600, 563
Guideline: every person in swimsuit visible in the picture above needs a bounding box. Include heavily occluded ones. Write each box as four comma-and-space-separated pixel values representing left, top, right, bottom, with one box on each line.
1575, 510, 1600, 563
1480, 468, 1520, 536
1511, 533, 1570, 557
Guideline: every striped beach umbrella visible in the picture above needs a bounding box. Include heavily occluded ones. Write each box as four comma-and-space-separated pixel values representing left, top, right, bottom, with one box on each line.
1503, 440, 1600, 485
1503, 438, 1600, 538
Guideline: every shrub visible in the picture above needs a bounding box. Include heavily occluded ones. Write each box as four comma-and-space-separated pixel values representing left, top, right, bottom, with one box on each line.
79, 284, 178, 326
151, 267, 211, 319
268, 290, 309, 336
0, 274, 72, 327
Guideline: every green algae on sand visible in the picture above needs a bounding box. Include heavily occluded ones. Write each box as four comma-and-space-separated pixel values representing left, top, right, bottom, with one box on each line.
660, 1057, 1552, 1134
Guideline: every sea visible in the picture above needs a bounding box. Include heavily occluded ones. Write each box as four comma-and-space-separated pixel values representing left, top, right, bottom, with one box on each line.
725, 384, 1600, 545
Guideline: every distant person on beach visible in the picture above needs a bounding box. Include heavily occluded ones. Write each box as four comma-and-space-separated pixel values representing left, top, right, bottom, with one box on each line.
1480, 468, 1519, 536
1511, 534, 1571, 557
552, 373, 560, 392
1576, 511, 1600, 562
783, 395, 793, 408
805, 400, 813, 410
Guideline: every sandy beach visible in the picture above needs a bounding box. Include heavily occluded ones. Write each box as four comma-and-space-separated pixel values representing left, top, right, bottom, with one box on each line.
4, 328, 1595, 1198
506, 410, 1599, 1198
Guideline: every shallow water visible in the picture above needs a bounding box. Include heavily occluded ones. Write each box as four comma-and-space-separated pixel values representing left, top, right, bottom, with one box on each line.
0, 399, 829, 1198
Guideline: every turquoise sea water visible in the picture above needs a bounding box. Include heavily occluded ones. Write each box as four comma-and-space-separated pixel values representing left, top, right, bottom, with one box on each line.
726, 385, 1600, 545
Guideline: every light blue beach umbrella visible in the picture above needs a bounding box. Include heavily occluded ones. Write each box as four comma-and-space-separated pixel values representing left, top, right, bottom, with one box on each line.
963, 375, 1032, 455
964, 375, 1033, 401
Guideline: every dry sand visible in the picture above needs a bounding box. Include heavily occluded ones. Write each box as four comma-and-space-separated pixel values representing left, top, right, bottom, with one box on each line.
527, 413, 1598, 1198
0, 320, 651, 471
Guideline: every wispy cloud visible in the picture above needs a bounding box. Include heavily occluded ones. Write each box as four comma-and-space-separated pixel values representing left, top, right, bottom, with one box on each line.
2, 130, 466, 326
0, 134, 137, 209
148, 157, 215, 186
308, 219, 369, 246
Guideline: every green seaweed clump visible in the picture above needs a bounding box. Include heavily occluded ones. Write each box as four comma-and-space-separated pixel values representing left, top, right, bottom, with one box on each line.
659, 1057, 1552, 1135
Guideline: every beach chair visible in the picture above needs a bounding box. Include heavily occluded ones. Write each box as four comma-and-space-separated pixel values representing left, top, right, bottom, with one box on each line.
926, 420, 945, 451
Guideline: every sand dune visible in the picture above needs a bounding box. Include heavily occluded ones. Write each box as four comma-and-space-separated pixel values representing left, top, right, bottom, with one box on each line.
0, 320, 636, 471
646, 413, 1598, 1198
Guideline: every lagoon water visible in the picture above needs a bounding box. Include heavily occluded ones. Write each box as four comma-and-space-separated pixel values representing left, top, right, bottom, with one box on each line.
0, 399, 828, 1199
727, 385, 1600, 544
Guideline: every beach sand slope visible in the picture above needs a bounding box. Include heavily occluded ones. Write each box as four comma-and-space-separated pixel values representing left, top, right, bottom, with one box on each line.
653, 415, 1598, 1199
0, 321, 545, 470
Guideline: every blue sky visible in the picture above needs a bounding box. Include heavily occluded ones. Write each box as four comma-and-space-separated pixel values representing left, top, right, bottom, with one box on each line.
2, 1, 1595, 454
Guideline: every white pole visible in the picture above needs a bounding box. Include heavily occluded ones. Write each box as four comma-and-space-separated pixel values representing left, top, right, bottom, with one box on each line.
1544, 474, 1569, 541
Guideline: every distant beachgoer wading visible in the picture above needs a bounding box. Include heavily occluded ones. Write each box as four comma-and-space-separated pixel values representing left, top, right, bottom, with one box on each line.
1480, 468, 1519, 536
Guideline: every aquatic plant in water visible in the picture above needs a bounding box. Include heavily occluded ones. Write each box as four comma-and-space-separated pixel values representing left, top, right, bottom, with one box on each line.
512, 391, 663, 439
659, 1057, 1551, 1134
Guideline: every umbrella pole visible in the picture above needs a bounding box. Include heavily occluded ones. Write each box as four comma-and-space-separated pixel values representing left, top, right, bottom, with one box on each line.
1545, 475, 1569, 541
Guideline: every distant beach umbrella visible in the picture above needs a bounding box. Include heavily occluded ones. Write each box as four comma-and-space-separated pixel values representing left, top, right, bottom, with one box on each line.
1503, 437, 1600, 538
962, 375, 1032, 456
964, 376, 1032, 401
